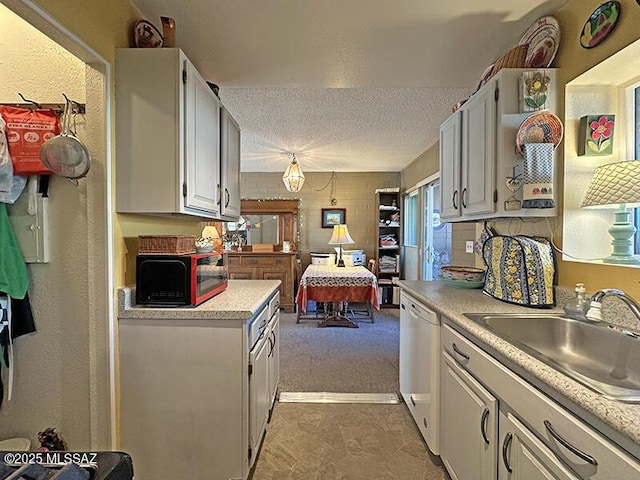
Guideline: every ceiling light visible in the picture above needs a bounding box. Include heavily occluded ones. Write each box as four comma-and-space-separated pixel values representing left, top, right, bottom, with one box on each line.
282, 153, 305, 192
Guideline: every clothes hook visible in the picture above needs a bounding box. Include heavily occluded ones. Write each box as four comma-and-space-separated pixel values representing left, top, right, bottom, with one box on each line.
62, 93, 83, 115
17, 93, 41, 110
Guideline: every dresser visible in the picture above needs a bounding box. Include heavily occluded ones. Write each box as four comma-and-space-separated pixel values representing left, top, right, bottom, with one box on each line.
227, 252, 297, 312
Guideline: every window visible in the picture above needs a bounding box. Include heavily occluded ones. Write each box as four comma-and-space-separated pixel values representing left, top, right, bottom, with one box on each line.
404, 191, 418, 247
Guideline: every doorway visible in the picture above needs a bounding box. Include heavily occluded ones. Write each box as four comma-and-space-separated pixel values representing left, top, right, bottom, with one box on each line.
403, 179, 451, 281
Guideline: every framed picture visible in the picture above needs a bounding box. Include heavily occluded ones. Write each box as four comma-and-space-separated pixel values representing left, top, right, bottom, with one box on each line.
321, 208, 346, 228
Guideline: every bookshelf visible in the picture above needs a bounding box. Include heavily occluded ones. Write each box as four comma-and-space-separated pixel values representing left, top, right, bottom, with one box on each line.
374, 189, 401, 307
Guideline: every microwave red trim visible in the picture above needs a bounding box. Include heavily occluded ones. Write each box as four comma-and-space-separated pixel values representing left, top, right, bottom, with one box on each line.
190, 252, 227, 305
136, 252, 228, 307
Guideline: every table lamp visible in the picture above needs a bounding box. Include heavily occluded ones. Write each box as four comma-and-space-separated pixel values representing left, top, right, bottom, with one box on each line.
581, 160, 640, 265
201, 225, 222, 250
328, 224, 354, 267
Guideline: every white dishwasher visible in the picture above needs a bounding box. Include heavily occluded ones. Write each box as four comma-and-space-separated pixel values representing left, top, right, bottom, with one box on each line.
399, 291, 440, 455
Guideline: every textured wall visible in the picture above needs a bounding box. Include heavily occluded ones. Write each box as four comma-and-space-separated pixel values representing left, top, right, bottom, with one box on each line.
0, 4, 92, 448
241, 172, 400, 267
401, 142, 439, 191
489, 0, 640, 296
0, 0, 137, 450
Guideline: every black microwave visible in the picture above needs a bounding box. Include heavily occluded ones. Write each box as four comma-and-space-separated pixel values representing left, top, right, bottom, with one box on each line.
136, 252, 228, 307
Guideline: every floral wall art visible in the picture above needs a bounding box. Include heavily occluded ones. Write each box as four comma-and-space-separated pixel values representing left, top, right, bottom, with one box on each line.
519, 70, 552, 112
578, 114, 615, 156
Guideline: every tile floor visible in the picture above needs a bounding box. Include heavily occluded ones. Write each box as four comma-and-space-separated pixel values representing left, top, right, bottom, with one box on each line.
250, 402, 447, 480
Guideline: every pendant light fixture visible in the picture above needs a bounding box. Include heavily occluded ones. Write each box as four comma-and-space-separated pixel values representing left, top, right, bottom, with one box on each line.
282, 153, 305, 192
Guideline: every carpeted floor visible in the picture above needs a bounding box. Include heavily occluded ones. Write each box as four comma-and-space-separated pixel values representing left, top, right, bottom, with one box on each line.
278, 306, 400, 394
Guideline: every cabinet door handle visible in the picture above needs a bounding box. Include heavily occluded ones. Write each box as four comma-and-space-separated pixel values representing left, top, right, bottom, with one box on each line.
461, 188, 468, 209
451, 343, 470, 362
452, 190, 458, 209
480, 407, 490, 444
544, 420, 598, 466
267, 332, 276, 357
216, 184, 222, 205
225, 188, 230, 208
423, 418, 428, 430
502, 432, 513, 473
410, 395, 416, 407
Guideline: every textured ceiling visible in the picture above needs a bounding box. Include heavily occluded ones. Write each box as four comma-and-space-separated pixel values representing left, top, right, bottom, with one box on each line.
131, 0, 567, 172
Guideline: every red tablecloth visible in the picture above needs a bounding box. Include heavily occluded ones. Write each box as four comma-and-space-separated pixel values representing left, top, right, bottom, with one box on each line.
296, 265, 380, 312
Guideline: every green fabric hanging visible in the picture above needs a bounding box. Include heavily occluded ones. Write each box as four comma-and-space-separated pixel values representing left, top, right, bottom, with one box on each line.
0, 203, 28, 299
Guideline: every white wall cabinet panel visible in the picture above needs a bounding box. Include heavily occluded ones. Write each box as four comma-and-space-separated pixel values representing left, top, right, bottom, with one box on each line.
115, 48, 222, 220
184, 59, 221, 214
439, 111, 462, 220
461, 83, 496, 217
220, 106, 242, 220
439, 68, 559, 222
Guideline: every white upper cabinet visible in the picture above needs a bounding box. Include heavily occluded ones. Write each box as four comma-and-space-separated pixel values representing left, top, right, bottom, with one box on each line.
115, 48, 222, 220
220, 106, 242, 220
439, 111, 462, 220
461, 82, 496, 217
439, 68, 559, 222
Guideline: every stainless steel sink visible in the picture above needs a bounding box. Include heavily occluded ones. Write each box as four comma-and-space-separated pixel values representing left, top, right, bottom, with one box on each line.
464, 313, 640, 403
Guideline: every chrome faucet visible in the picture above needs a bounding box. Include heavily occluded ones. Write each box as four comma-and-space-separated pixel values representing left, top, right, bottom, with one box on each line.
586, 288, 640, 322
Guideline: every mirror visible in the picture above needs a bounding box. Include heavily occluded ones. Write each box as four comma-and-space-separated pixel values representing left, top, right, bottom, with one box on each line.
224, 214, 280, 245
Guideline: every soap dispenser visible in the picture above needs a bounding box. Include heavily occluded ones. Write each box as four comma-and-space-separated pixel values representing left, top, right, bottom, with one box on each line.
563, 283, 590, 320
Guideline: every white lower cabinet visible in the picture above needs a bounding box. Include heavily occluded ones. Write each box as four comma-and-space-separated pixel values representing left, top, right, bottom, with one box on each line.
267, 311, 280, 409
499, 411, 579, 480
119, 288, 280, 480
440, 320, 640, 480
249, 325, 270, 467
441, 351, 497, 480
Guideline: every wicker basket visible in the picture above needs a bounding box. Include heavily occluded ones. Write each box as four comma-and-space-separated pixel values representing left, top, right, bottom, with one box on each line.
490, 43, 529, 78
138, 235, 196, 255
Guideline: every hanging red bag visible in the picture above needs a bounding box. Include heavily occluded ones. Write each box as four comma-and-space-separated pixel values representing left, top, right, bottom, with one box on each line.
0, 106, 60, 175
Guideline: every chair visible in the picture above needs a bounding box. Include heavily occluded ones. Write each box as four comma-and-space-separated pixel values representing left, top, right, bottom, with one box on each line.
346, 259, 376, 323
295, 258, 331, 323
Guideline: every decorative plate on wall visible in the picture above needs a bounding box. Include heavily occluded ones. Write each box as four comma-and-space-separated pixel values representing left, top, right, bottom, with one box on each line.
134, 20, 163, 48
580, 1, 621, 49
518, 16, 560, 68
516, 112, 564, 155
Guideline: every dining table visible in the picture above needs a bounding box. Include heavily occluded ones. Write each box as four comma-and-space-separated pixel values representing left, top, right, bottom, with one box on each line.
295, 264, 380, 328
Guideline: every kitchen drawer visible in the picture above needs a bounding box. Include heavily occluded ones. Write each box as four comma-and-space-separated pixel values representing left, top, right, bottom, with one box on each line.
248, 305, 269, 350
442, 322, 640, 480
228, 255, 242, 266
240, 256, 289, 267
268, 291, 280, 317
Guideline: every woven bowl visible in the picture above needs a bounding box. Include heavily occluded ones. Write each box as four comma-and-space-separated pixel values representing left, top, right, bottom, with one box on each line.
440, 266, 486, 283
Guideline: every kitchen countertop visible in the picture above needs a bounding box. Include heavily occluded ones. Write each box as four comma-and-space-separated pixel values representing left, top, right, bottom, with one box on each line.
118, 279, 281, 320
399, 280, 640, 460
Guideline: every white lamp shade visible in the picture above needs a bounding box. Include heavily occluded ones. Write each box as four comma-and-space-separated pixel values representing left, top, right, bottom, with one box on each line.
328, 224, 355, 245
582, 160, 640, 209
282, 155, 305, 192
201, 226, 220, 239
